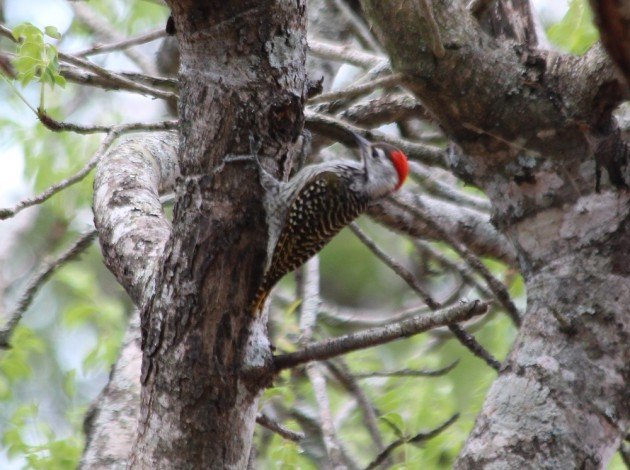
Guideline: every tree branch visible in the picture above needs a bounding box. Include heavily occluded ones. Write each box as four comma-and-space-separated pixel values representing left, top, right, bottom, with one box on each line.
298, 257, 348, 469
415, 0, 445, 58
330, 0, 382, 53
338, 94, 429, 128
76, 28, 166, 58
256, 413, 305, 442
274, 300, 489, 371
349, 223, 438, 308
409, 161, 492, 213
93, 131, 178, 305
0, 131, 118, 220
308, 72, 404, 104
58, 51, 176, 101
0, 230, 97, 348
308, 39, 384, 68
590, 0, 630, 86
365, 413, 459, 470
80, 312, 141, 469
389, 196, 521, 326
448, 324, 501, 370
368, 192, 518, 267
0, 122, 176, 220
353, 359, 459, 378
305, 110, 447, 168
70, 2, 159, 74
349, 223, 500, 369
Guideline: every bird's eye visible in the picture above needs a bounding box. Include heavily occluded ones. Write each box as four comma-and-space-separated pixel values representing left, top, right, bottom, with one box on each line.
371, 149, 380, 159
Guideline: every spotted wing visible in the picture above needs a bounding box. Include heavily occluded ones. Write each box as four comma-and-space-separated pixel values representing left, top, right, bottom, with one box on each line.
260, 170, 368, 295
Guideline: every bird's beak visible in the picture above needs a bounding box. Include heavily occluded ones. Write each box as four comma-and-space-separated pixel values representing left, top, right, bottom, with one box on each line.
350, 131, 371, 181
351, 130, 371, 154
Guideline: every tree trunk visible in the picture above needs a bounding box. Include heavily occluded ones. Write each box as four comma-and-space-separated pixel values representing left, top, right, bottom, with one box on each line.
95, 1, 309, 467
360, 0, 630, 467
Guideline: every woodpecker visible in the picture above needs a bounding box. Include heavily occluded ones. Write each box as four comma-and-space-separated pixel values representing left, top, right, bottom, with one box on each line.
229, 132, 409, 314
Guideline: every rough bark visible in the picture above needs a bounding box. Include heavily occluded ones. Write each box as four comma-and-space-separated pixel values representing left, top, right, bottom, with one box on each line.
590, 0, 630, 86
129, 1, 308, 467
93, 132, 178, 305
80, 313, 141, 469
359, 0, 630, 467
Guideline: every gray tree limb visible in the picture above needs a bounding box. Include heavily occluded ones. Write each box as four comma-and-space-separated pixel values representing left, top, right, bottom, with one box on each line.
93, 131, 178, 305
80, 312, 142, 470
359, 0, 630, 466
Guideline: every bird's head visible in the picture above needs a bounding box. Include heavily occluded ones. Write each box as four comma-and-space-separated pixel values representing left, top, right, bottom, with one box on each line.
352, 131, 409, 195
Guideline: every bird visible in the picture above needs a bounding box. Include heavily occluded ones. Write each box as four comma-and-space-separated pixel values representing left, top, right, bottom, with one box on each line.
226, 131, 409, 314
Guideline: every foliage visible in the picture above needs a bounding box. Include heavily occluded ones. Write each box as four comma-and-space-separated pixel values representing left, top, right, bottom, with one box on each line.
547, 0, 599, 55
1, 22, 65, 112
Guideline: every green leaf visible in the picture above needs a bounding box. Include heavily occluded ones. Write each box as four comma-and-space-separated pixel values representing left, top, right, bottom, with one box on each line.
380, 412, 405, 438
44, 67, 57, 86
9, 22, 64, 91
12, 23, 42, 42
44, 26, 62, 40
53, 73, 67, 88
547, 0, 599, 55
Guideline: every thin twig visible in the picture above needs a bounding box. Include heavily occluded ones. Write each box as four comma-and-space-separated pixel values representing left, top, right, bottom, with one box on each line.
299, 256, 321, 342
310, 60, 395, 116
415, 0, 445, 58
0, 25, 175, 100
70, 2, 158, 74
414, 240, 492, 298
325, 360, 387, 458
58, 65, 178, 93
308, 363, 348, 468
330, 0, 383, 53
0, 24, 15, 41
76, 28, 166, 57
0, 131, 116, 220
349, 223, 438, 309
409, 161, 492, 213
0, 230, 97, 348
340, 94, 428, 128
0, 122, 177, 220
390, 196, 522, 326
58, 51, 176, 101
353, 359, 459, 378
308, 39, 384, 68
37, 111, 178, 135
349, 223, 500, 370
255, 413, 305, 442
319, 301, 431, 328
364, 413, 459, 470
298, 257, 347, 469
309, 73, 404, 105
274, 300, 489, 371
304, 110, 447, 168
118, 72, 178, 90
448, 324, 500, 370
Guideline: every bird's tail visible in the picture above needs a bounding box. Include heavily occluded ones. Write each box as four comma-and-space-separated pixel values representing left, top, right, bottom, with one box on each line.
250, 287, 270, 315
